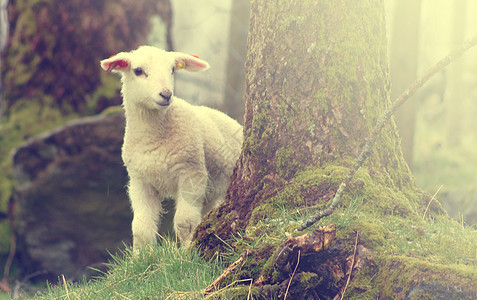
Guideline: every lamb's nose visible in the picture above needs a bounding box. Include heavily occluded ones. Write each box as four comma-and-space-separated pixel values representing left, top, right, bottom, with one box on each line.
160, 89, 172, 101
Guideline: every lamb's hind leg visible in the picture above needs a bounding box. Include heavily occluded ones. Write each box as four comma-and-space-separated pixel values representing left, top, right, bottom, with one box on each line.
174, 174, 208, 247
128, 177, 162, 251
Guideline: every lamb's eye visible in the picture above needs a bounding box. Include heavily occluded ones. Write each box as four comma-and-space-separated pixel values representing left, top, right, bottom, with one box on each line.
133, 67, 144, 76
171, 67, 175, 75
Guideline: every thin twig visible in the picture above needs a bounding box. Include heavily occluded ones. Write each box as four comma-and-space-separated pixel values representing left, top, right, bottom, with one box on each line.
340, 232, 359, 300
423, 184, 443, 219
284, 249, 301, 300
204, 251, 250, 295
204, 279, 253, 299
298, 35, 477, 231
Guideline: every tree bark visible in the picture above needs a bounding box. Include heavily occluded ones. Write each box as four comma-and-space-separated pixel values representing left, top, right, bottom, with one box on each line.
195, 1, 477, 299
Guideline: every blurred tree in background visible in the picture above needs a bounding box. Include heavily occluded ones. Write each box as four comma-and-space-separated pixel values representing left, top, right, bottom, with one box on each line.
445, 0, 467, 147
408, 0, 477, 225
390, 0, 421, 168
223, 0, 249, 123
1, 0, 172, 116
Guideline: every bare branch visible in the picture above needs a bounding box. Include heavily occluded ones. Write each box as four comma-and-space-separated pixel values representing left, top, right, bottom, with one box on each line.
339, 231, 359, 300
204, 250, 251, 295
284, 250, 301, 300
298, 35, 477, 231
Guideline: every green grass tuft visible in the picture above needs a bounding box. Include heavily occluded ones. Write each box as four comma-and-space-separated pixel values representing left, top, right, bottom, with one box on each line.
26, 238, 223, 300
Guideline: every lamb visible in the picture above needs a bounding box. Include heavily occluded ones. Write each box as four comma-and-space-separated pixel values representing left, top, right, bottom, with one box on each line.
100, 46, 243, 250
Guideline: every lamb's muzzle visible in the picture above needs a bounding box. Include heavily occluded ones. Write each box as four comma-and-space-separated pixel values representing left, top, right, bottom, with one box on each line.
158, 88, 172, 106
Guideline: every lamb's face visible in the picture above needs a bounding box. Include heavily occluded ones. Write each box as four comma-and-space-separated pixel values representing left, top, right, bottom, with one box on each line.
122, 47, 177, 110
100, 46, 210, 111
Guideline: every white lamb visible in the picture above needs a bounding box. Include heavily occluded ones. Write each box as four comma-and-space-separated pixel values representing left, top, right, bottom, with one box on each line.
100, 46, 243, 250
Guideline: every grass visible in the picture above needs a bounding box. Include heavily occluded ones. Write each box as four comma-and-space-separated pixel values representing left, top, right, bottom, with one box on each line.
14, 238, 224, 300
5, 166, 476, 299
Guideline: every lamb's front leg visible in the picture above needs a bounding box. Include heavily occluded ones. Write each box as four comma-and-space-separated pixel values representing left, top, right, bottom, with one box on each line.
174, 173, 208, 247
128, 177, 163, 251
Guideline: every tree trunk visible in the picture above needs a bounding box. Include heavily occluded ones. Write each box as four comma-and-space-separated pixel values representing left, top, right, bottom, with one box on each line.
390, 0, 421, 168
223, 0, 250, 123
446, 0, 467, 147
195, 1, 477, 299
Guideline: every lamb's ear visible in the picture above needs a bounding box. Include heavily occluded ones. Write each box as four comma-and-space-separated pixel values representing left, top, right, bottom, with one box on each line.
174, 53, 210, 72
100, 53, 131, 73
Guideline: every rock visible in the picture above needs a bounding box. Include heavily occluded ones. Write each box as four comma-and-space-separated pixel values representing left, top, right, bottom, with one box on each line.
12, 110, 132, 280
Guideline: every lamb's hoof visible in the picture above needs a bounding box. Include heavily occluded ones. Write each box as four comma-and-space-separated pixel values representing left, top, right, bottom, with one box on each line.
176, 222, 195, 247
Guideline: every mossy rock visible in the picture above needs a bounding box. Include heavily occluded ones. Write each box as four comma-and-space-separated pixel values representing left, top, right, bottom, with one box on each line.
12, 111, 132, 280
